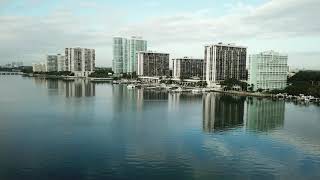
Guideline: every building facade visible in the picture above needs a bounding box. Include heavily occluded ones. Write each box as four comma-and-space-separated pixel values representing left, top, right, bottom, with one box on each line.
128, 37, 147, 73
204, 43, 247, 87
57, 54, 65, 72
248, 51, 288, 91
137, 51, 169, 77
113, 37, 129, 74
32, 62, 46, 72
65, 48, 95, 77
112, 36, 147, 74
172, 57, 204, 79
46, 55, 58, 72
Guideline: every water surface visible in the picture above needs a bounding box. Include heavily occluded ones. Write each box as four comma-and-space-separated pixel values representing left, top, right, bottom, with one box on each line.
0, 76, 320, 180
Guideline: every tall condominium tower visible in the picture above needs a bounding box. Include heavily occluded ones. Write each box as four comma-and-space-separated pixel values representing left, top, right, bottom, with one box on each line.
249, 51, 288, 91
46, 55, 58, 72
65, 48, 95, 77
113, 37, 129, 74
112, 36, 147, 74
172, 57, 204, 79
204, 43, 247, 87
57, 54, 65, 72
128, 36, 148, 73
137, 51, 169, 77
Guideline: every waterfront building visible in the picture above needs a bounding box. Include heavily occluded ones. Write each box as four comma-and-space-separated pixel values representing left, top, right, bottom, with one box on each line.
112, 36, 147, 74
172, 57, 204, 79
65, 48, 95, 77
32, 62, 46, 72
128, 36, 147, 73
46, 55, 58, 72
137, 51, 169, 77
248, 50, 288, 91
113, 37, 128, 74
57, 54, 65, 72
204, 43, 247, 87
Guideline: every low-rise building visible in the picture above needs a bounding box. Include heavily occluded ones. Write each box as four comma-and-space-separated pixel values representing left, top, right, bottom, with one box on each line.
137, 51, 169, 77
172, 57, 204, 79
32, 62, 46, 72
248, 50, 288, 91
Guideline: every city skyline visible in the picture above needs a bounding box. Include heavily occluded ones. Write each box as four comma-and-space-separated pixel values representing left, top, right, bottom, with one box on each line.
0, 0, 319, 70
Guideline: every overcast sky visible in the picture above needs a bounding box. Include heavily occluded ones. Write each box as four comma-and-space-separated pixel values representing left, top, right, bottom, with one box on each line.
0, 0, 319, 69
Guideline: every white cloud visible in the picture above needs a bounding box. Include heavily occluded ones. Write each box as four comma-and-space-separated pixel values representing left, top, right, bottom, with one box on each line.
122, 0, 320, 42
0, 7, 120, 65
119, 0, 320, 68
0, 0, 319, 68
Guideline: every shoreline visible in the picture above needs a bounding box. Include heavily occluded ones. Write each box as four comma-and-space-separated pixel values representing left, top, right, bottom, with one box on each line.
210, 89, 272, 98
16, 74, 320, 103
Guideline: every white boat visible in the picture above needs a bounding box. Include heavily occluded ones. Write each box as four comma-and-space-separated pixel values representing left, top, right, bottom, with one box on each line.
127, 84, 135, 89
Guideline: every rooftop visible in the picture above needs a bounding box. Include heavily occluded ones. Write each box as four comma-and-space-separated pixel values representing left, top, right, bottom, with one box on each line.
205, 42, 247, 48
137, 51, 169, 55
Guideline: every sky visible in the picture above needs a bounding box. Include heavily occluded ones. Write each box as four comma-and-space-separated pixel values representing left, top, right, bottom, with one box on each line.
0, 0, 319, 69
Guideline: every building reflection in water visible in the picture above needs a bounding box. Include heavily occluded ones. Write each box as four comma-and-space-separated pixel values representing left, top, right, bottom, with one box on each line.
112, 85, 143, 112
46, 80, 59, 89
168, 93, 203, 111
136, 89, 169, 111
202, 93, 246, 133
141, 90, 168, 101
32, 78, 47, 88
64, 79, 95, 97
245, 98, 285, 132
33, 78, 95, 97
112, 86, 172, 113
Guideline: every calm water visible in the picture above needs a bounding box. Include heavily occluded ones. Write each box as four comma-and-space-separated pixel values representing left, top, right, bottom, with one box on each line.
0, 76, 320, 180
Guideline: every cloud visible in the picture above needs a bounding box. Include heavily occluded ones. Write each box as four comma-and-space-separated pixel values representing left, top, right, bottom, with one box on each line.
118, 0, 320, 68
122, 0, 320, 42
0, 0, 319, 68
0, 6, 120, 65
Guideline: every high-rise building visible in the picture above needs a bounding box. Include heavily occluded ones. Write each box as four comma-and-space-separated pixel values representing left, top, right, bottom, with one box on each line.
113, 37, 128, 74
128, 36, 147, 73
57, 54, 65, 72
137, 51, 169, 77
172, 57, 204, 79
248, 50, 288, 91
204, 43, 247, 87
46, 55, 58, 72
65, 48, 95, 77
112, 36, 147, 74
